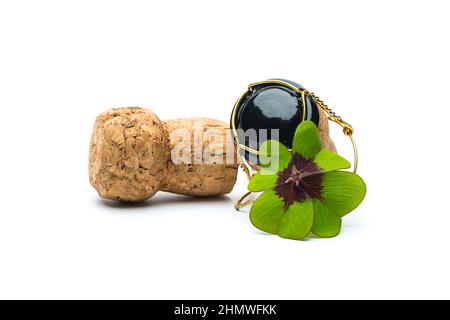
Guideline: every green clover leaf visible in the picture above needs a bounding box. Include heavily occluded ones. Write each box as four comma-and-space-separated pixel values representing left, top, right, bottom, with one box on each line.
248, 120, 366, 240
292, 120, 322, 159
259, 140, 292, 174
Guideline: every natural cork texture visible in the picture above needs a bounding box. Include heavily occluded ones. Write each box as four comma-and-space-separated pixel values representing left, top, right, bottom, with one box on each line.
318, 107, 337, 152
89, 107, 238, 202
163, 118, 237, 197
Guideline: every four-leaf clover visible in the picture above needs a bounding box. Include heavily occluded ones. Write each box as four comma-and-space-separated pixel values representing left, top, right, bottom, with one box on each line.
248, 121, 366, 240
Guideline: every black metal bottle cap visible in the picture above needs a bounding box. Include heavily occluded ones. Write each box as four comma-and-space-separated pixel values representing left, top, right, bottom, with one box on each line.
231, 79, 320, 164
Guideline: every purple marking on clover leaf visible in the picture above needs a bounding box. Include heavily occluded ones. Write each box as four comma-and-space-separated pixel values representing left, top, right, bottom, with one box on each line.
274, 153, 323, 210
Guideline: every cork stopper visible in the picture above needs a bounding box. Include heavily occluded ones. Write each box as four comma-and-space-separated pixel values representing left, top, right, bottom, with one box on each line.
89, 108, 238, 202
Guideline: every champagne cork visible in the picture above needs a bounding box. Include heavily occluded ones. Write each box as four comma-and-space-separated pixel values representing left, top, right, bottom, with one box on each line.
89, 107, 238, 202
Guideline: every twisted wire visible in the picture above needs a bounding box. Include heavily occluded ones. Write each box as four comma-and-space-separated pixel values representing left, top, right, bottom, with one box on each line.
305, 90, 354, 136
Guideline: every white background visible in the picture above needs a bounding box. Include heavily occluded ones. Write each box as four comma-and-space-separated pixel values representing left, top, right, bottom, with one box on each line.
0, 0, 449, 299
